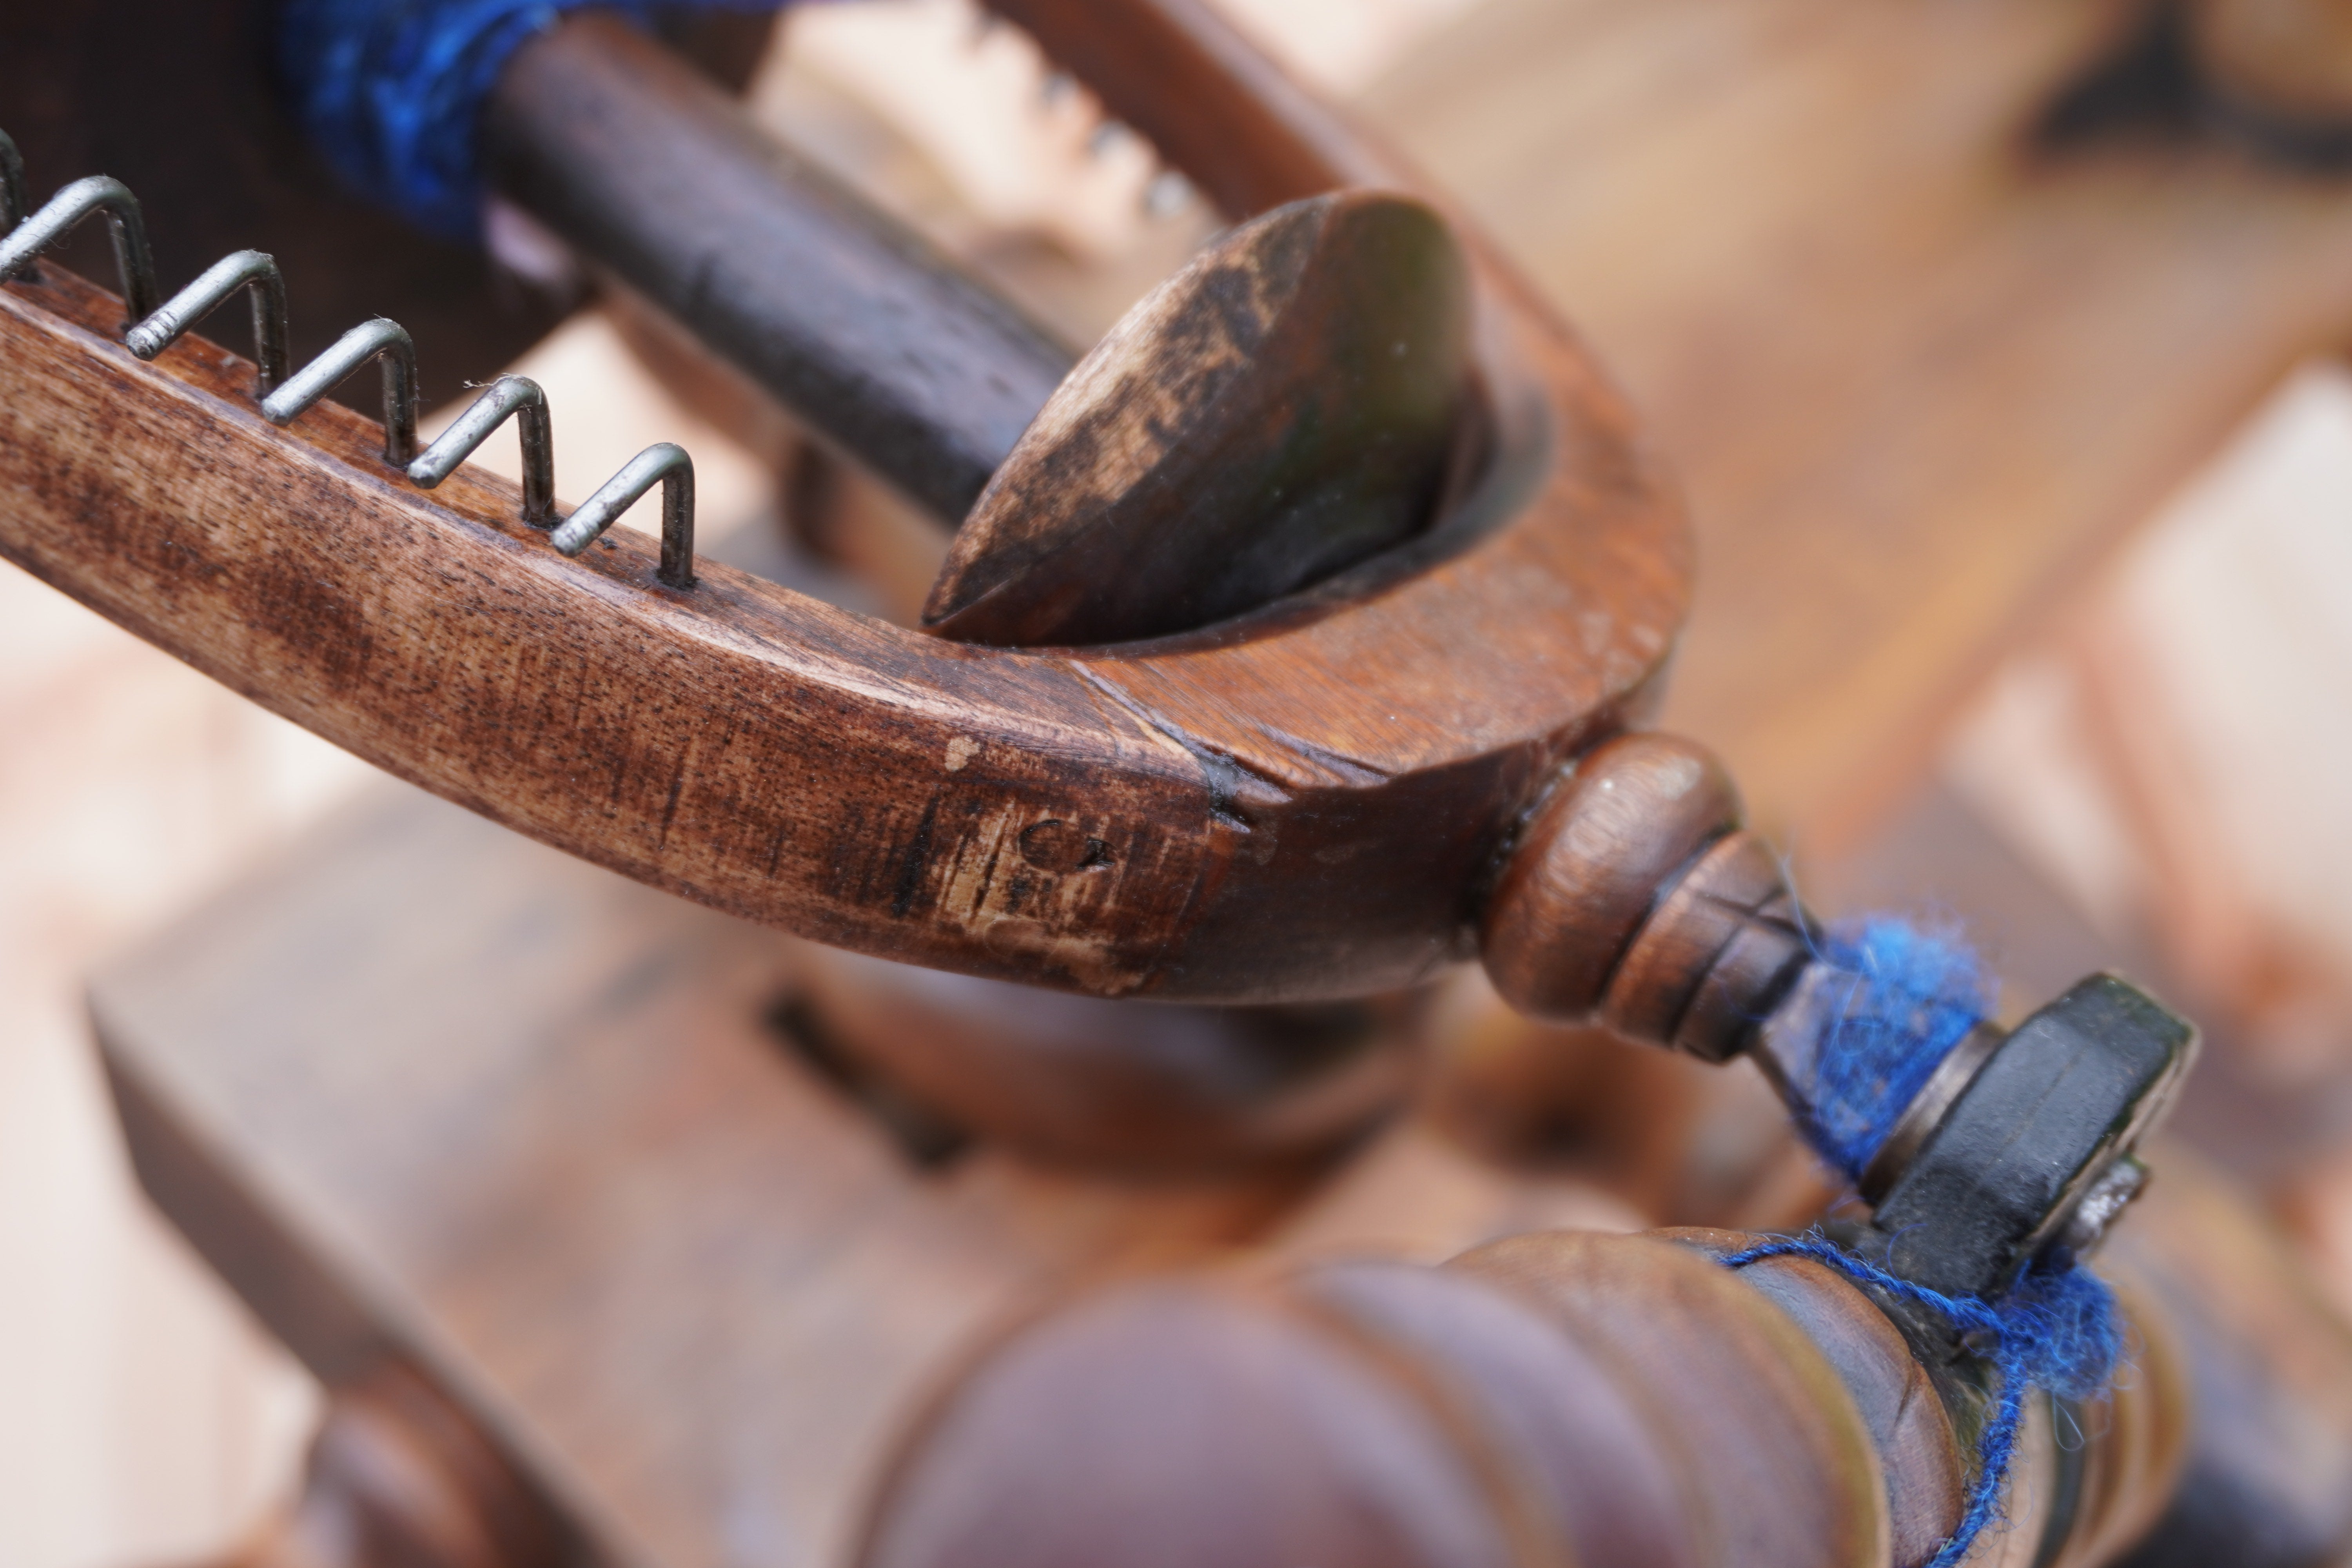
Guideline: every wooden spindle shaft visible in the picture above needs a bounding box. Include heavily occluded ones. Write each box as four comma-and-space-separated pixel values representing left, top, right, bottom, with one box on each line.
861, 1193, 2325, 1568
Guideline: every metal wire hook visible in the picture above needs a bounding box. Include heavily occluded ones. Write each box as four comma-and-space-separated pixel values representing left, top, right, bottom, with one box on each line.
126, 250, 291, 396
0, 129, 25, 239
262, 318, 419, 467
550, 444, 696, 590
407, 376, 555, 528
0, 174, 160, 325
1, 146, 703, 599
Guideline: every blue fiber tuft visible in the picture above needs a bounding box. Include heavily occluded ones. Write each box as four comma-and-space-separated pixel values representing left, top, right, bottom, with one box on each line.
1799, 916, 1996, 1179
278, 0, 788, 240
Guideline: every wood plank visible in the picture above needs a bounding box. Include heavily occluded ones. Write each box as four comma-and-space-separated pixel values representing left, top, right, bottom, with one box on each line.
90, 784, 1302, 1568
1368, 0, 2352, 849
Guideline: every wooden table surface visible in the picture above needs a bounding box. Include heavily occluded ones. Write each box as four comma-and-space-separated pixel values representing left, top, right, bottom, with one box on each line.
1368, 0, 2352, 851
92, 783, 1642, 1568
89, 788, 1265, 1568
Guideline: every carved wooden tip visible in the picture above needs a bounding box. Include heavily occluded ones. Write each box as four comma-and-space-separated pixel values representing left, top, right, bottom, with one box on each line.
1479, 733, 1742, 1025
922, 189, 1475, 647
1602, 831, 1808, 1063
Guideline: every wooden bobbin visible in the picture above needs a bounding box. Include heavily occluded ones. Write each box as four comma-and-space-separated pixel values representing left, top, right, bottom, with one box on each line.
855, 1211, 2257, 1568
1451, 1231, 1889, 1568
859, 1231, 1906, 1568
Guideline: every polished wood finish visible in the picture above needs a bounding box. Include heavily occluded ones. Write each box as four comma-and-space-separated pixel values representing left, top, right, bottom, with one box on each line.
1455, 1231, 1888, 1568
1602, 829, 1808, 1064
924, 191, 1473, 646
1661, 1229, 1967, 1567
0, 251, 1683, 1004
864, 1269, 1602, 1568
856, 1210, 2260, 1568
1479, 733, 1742, 1023
89, 780, 2352, 1568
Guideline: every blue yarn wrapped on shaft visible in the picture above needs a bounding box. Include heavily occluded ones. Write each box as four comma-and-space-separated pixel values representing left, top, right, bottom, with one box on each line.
278, 0, 789, 240
1720, 1237, 2123, 1568
1801, 916, 1995, 1179
1723, 915, 2125, 1568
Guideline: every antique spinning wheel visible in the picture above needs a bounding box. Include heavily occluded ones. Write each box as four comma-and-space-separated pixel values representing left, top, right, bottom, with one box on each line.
9, 3, 2352, 1566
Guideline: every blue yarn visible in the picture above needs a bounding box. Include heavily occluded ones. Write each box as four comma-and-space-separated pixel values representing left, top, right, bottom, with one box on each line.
1797, 916, 1996, 1179
1719, 1236, 2123, 1568
278, 0, 789, 240
1717, 915, 2125, 1568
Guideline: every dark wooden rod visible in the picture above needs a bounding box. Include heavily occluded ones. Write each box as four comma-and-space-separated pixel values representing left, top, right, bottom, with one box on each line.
483, 15, 1075, 524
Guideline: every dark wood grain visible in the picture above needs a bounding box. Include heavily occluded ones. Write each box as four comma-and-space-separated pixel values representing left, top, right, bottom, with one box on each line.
924, 191, 1474, 646
486, 15, 1075, 526
1479, 733, 1742, 1024
0, 0, 774, 415
0, 232, 1685, 1004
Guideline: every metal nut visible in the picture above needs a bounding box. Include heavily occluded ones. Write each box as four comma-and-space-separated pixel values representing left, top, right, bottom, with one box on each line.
1869, 973, 2197, 1297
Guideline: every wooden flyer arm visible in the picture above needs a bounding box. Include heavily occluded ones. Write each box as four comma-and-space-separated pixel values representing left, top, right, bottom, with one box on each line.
0, 0, 1688, 1005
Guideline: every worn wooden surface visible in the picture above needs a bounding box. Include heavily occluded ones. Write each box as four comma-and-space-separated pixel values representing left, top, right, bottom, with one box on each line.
925, 190, 1473, 646
0, 255, 1684, 1004
861, 1258, 1711, 1568
91, 784, 1325, 1568
1364, 0, 2352, 851
93, 779, 1768, 1568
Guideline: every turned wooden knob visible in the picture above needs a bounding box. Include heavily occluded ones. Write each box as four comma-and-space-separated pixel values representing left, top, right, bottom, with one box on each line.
1480, 733, 1741, 1022
1480, 733, 1808, 1061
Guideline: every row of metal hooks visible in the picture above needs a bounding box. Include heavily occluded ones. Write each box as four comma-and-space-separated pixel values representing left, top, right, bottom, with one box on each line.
0, 128, 698, 590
